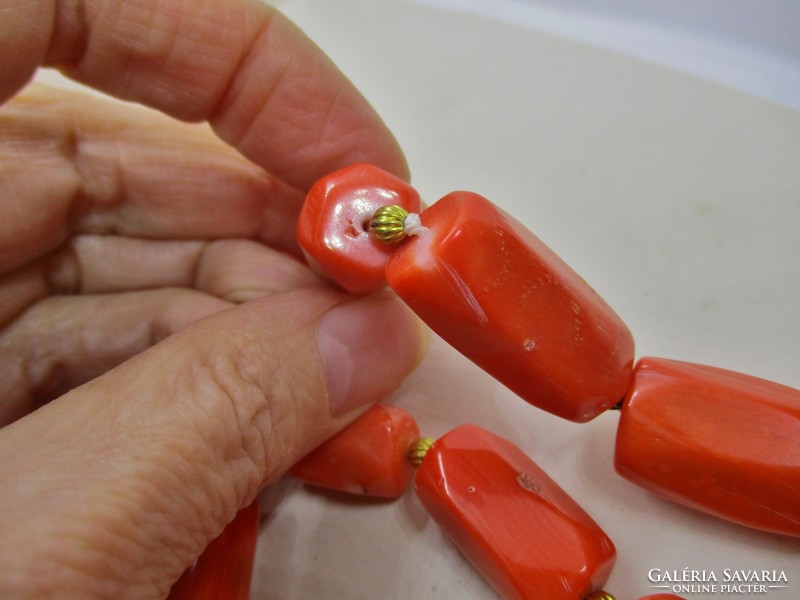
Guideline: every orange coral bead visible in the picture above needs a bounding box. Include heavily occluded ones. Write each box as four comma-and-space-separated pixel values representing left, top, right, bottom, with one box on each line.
615, 357, 800, 536
290, 405, 420, 498
386, 191, 634, 422
167, 500, 260, 600
415, 424, 616, 600
296, 163, 421, 295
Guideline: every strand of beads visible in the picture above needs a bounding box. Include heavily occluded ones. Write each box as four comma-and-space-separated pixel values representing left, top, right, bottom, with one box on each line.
291, 162, 799, 597
291, 404, 686, 600
175, 162, 797, 600
296, 162, 799, 538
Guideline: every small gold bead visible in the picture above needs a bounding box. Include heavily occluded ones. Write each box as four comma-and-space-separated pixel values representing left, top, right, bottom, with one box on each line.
370, 205, 410, 244
407, 437, 435, 467
584, 591, 616, 600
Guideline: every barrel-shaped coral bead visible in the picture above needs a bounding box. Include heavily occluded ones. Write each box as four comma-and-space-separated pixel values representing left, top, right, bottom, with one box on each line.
167, 500, 260, 600
297, 163, 421, 295
615, 357, 800, 537
415, 424, 616, 600
385, 191, 634, 422
290, 405, 420, 498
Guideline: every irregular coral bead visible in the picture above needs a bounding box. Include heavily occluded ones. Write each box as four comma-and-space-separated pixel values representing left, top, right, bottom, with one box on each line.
290, 405, 420, 498
415, 424, 616, 600
167, 500, 260, 600
297, 163, 421, 295
615, 357, 800, 537
386, 191, 634, 422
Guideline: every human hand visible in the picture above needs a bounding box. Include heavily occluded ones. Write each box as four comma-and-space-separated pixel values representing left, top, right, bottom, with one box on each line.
0, 1, 426, 598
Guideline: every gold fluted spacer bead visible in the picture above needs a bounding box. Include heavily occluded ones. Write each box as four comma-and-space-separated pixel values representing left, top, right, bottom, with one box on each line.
407, 437, 435, 467
370, 205, 410, 244
584, 591, 616, 600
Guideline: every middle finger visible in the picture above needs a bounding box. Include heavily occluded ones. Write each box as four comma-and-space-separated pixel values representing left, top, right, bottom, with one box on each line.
0, 85, 305, 277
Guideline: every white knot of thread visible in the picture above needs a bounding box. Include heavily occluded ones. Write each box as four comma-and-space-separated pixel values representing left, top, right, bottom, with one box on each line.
403, 212, 429, 237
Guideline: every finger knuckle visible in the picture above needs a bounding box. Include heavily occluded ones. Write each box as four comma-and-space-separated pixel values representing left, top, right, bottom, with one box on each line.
185, 332, 303, 497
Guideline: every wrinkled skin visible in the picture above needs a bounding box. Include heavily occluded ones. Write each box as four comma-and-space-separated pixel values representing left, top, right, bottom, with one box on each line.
0, 1, 426, 598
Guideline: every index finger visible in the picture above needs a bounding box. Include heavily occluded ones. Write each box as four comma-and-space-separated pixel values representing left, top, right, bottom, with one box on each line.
2, 0, 408, 190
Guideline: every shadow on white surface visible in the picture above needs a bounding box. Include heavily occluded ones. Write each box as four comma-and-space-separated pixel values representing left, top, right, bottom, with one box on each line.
408, 0, 800, 110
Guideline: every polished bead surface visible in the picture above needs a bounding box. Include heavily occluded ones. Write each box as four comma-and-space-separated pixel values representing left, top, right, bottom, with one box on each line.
385, 191, 634, 422
415, 424, 616, 600
290, 405, 420, 498
297, 163, 421, 295
167, 500, 260, 600
615, 357, 800, 537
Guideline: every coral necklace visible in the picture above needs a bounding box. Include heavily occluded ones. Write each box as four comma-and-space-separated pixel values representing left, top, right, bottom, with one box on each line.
170, 163, 799, 600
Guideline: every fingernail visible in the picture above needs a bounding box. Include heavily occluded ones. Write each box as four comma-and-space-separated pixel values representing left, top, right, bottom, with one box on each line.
317, 294, 427, 416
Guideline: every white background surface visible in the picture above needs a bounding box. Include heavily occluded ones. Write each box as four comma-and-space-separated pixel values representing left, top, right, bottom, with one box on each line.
35, 0, 800, 598
409, 0, 800, 110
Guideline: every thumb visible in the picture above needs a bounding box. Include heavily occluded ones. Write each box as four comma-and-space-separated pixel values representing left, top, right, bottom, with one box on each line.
0, 289, 426, 600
